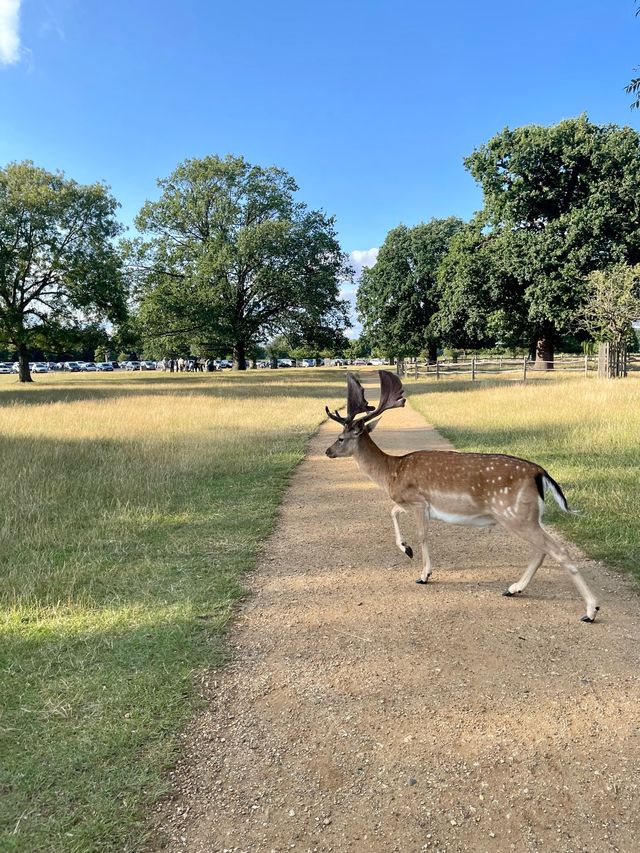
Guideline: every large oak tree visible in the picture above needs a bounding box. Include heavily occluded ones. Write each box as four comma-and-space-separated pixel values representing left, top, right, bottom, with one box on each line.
356, 217, 463, 362
0, 161, 126, 381
452, 116, 640, 365
131, 155, 351, 369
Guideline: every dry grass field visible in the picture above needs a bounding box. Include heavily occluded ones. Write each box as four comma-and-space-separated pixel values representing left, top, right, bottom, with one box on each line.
0, 369, 345, 853
1, 367, 638, 852
407, 372, 640, 578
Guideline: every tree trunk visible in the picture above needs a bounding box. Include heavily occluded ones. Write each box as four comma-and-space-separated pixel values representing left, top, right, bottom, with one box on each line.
427, 341, 438, 365
233, 342, 247, 371
534, 322, 554, 370
18, 342, 33, 383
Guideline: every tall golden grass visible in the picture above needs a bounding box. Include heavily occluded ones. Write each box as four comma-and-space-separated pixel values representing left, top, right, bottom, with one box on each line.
0, 369, 345, 852
408, 372, 640, 576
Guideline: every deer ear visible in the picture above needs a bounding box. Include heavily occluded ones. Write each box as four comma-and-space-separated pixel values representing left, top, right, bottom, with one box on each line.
366, 418, 381, 433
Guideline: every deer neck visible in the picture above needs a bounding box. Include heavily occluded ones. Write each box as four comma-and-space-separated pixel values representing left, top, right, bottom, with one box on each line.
353, 430, 396, 493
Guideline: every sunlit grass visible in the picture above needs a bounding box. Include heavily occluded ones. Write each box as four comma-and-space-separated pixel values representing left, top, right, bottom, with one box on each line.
0, 369, 345, 852
407, 373, 640, 578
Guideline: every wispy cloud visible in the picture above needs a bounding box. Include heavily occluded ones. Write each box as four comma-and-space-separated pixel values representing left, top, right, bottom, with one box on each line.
0, 0, 21, 66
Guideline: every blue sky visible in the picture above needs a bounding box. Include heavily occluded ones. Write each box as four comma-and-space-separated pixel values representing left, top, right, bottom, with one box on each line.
1, 0, 639, 327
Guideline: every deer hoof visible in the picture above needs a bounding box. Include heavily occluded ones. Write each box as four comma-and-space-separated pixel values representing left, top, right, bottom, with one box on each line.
502, 589, 515, 597
402, 544, 413, 559
580, 614, 596, 623
415, 578, 428, 584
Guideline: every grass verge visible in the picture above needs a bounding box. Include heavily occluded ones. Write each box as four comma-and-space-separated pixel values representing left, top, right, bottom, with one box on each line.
0, 369, 344, 852
407, 373, 640, 581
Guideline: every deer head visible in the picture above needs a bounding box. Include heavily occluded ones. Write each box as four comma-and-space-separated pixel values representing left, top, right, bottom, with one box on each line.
325, 370, 406, 457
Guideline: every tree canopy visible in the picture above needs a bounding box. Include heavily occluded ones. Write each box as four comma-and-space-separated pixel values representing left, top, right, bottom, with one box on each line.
578, 262, 640, 348
356, 217, 463, 361
0, 161, 126, 380
440, 116, 640, 364
131, 154, 351, 369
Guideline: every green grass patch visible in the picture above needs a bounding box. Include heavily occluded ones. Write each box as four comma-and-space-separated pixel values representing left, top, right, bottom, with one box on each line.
0, 369, 344, 852
407, 373, 640, 580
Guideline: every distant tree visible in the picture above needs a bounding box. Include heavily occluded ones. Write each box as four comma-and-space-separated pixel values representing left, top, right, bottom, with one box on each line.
435, 218, 527, 351
344, 336, 370, 361
357, 217, 464, 362
462, 116, 640, 366
577, 263, 640, 349
131, 155, 351, 370
0, 161, 126, 381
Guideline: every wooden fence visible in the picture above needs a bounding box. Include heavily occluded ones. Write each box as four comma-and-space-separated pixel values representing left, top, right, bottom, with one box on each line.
396, 355, 598, 381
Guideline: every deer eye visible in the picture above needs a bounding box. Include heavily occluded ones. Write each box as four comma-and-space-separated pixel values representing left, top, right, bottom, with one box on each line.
338, 437, 344, 442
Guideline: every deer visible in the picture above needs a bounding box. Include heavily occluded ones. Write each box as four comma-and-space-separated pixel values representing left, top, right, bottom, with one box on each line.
325, 370, 599, 623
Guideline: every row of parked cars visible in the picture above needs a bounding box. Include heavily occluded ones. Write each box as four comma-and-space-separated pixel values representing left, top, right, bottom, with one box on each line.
0, 360, 159, 374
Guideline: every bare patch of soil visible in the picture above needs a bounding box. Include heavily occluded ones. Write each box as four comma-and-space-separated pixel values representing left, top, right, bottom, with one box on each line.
151, 399, 640, 853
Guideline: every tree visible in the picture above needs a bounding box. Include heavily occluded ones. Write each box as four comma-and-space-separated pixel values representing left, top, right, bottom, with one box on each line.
0, 161, 126, 381
462, 116, 640, 366
435, 216, 535, 352
577, 262, 640, 348
131, 155, 351, 370
356, 217, 463, 362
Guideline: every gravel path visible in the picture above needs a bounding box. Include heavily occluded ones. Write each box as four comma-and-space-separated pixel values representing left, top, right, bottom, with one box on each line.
152, 393, 640, 853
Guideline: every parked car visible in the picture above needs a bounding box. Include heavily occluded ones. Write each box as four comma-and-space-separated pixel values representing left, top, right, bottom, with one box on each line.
124, 361, 141, 371
0, 362, 13, 374
96, 362, 114, 371
141, 360, 156, 370
215, 359, 232, 369
299, 358, 316, 368
277, 359, 293, 368
331, 358, 347, 367
110, 361, 121, 369
30, 362, 50, 373
63, 361, 82, 372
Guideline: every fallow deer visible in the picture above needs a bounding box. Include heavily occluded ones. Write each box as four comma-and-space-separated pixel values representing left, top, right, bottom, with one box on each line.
325, 370, 599, 622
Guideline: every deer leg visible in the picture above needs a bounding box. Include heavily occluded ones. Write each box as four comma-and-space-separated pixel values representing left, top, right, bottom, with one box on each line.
502, 514, 599, 622
541, 531, 599, 622
503, 548, 545, 596
414, 504, 432, 584
390, 504, 413, 559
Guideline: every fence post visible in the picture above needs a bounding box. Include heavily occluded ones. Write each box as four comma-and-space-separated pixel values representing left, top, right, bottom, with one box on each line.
436, 362, 440, 380
523, 357, 528, 381
471, 357, 476, 381
415, 360, 419, 380
584, 355, 589, 376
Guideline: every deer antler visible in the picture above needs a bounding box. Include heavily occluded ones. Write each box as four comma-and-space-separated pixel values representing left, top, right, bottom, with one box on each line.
325, 370, 405, 427
357, 370, 406, 423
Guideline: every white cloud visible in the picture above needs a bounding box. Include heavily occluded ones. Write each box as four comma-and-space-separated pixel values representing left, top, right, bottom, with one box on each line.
0, 0, 21, 65
349, 247, 379, 280
340, 248, 379, 339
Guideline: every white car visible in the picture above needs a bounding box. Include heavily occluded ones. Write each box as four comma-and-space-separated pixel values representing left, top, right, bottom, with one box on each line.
141, 360, 156, 370
95, 362, 114, 371
81, 362, 97, 372
30, 362, 50, 373
0, 362, 13, 374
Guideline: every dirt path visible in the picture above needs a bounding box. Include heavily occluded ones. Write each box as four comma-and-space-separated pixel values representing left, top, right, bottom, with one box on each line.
152, 394, 640, 853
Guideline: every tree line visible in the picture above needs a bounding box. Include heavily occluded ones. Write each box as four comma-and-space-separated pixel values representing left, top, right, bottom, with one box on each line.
357, 115, 640, 367
2, 115, 640, 382
0, 155, 351, 381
